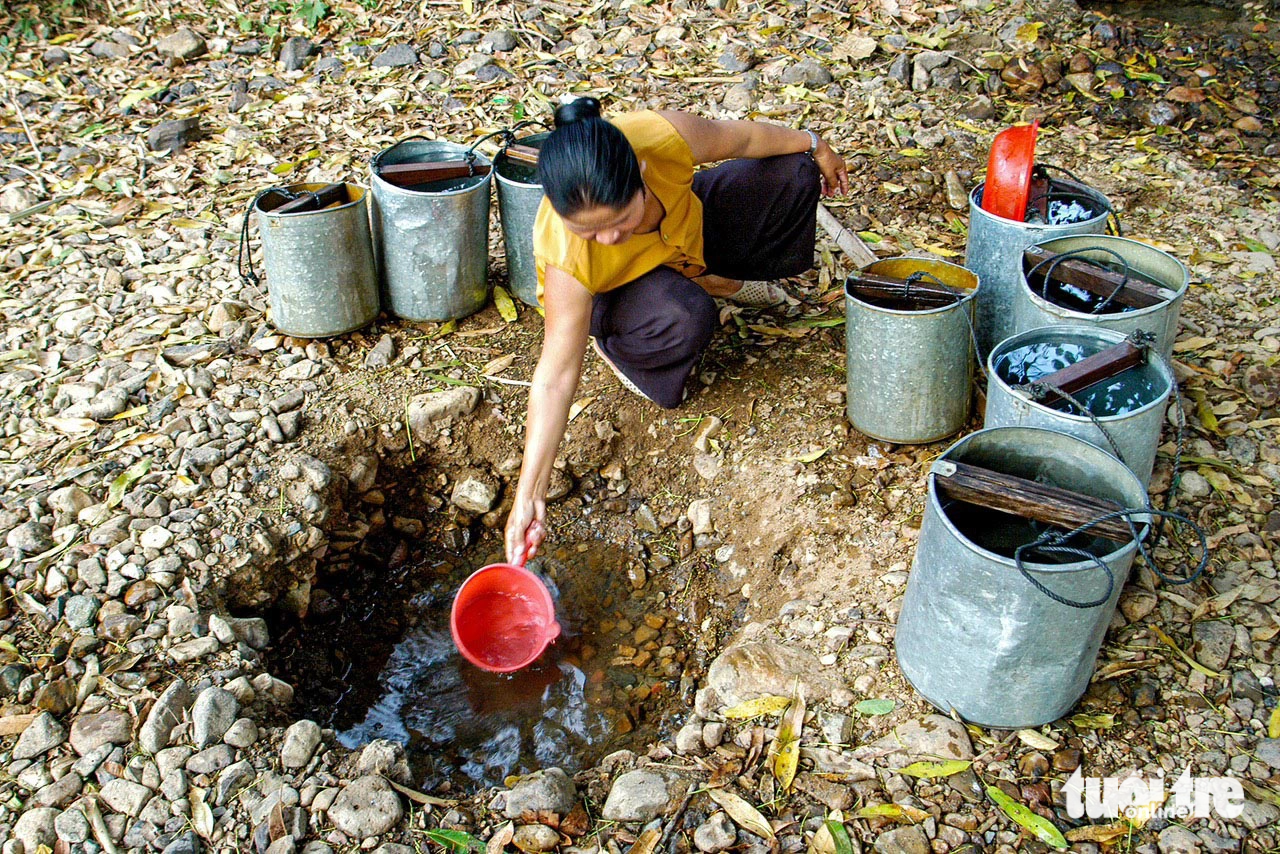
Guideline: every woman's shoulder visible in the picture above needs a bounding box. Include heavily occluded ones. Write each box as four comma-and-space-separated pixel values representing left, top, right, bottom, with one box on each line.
613, 111, 691, 166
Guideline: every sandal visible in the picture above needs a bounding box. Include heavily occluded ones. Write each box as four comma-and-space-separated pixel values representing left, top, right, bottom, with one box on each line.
591, 337, 653, 402
725, 280, 787, 307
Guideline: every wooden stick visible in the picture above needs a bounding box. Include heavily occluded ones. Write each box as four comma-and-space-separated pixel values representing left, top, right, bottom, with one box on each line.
1017, 340, 1145, 406
376, 161, 492, 188
817, 203, 878, 269
504, 144, 540, 166
273, 183, 348, 214
847, 272, 964, 307
1023, 246, 1175, 309
934, 461, 1134, 544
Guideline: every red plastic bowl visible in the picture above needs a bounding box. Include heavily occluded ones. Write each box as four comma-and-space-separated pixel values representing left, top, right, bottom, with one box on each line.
450, 562, 561, 673
981, 121, 1039, 222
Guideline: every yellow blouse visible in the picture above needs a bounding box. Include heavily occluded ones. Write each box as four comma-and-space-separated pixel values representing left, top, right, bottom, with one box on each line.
533, 111, 707, 302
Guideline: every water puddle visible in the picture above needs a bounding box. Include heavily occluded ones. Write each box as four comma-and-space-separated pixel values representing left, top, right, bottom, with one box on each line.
1080, 0, 1246, 25
273, 535, 687, 791
994, 341, 1160, 415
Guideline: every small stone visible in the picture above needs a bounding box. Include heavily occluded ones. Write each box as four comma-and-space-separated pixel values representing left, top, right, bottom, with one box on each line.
1052, 748, 1082, 772
8, 520, 52, 553
879, 715, 974, 761
1191, 621, 1234, 672
55, 807, 91, 844
70, 710, 133, 755
217, 760, 257, 805
34, 678, 77, 715
365, 334, 396, 369
157, 27, 207, 59
601, 769, 673, 822
161, 831, 202, 854
408, 387, 481, 437
888, 54, 911, 85
15, 711, 67, 760
327, 775, 404, 838
1178, 471, 1211, 498
191, 686, 239, 748
676, 721, 704, 754
186, 744, 236, 775
1157, 825, 1202, 854
687, 499, 713, 535
451, 474, 497, 514
504, 767, 577, 818
224, 717, 259, 748
356, 739, 412, 784
99, 778, 152, 817
282, 719, 322, 769
961, 95, 995, 121
147, 118, 201, 155
140, 526, 175, 549
373, 44, 419, 67
721, 83, 755, 112
280, 36, 314, 71
719, 45, 755, 72
1255, 738, 1280, 770
44, 46, 71, 66
13, 807, 60, 852
874, 826, 929, 854
170, 635, 220, 663
34, 771, 83, 808
694, 811, 737, 852
141, 678, 192, 753
512, 825, 560, 852
481, 30, 518, 52
781, 58, 833, 87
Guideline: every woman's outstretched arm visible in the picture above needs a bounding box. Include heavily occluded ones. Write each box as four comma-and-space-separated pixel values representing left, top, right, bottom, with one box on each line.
504, 265, 593, 563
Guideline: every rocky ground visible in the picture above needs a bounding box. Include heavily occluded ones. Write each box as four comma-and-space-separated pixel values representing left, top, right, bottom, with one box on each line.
1, 0, 1279, 852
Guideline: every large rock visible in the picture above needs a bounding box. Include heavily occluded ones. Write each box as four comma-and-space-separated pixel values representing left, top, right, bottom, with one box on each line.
1157, 825, 1202, 854
15, 711, 67, 760
147, 118, 201, 155
328, 775, 404, 838
504, 767, 578, 818
1191, 621, 1234, 672
70, 709, 133, 755
695, 643, 841, 718
601, 769, 679, 823
282, 719, 322, 769
191, 686, 239, 748
407, 387, 481, 438
141, 678, 193, 753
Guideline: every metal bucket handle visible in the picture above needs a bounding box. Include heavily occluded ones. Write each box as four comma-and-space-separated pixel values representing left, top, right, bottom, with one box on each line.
1032, 163, 1122, 236
1025, 244, 1134, 315
1010, 505, 1208, 609
371, 135, 431, 170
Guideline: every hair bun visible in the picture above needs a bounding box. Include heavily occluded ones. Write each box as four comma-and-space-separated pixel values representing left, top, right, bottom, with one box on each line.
554, 96, 602, 128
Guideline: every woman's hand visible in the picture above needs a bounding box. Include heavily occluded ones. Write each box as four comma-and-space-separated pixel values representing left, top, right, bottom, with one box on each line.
813, 137, 849, 198
505, 497, 546, 564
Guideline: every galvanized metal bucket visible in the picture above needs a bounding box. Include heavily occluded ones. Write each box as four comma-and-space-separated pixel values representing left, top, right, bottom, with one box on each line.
495, 132, 548, 308
895, 426, 1150, 728
1012, 235, 1189, 363
985, 326, 1173, 488
254, 183, 380, 338
369, 139, 492, 322
966, 179, 1112, 361
845, 258, 979, 444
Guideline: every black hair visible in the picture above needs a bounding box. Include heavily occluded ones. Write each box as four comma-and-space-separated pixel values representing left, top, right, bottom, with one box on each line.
537, 97, 644, 217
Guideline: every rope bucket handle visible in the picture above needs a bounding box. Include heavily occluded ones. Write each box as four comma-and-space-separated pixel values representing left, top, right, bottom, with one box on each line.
1032, 163, 1122, 236
237, 186, 298, 288
904, 270, 987, 382
1025, 245, 1133, 315
1012, 505, 1208, 609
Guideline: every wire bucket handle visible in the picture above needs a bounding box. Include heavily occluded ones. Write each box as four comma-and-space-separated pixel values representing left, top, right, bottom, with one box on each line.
1032, 163, 1122, 236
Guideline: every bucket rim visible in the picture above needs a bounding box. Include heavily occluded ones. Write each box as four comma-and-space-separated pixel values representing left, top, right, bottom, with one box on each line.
927, 426, 1149, 572
986, 326, 1174, 423
371, 138, 495, 198
844, 288, 977, 316
449, 561, 559, 673
844, 258, 980, 316
969, 180, 1112, 228
1024, 235, 1191, 312
254, 182, 368, 216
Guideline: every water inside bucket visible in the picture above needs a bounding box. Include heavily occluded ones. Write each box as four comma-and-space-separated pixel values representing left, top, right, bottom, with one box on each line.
457, 589, 547, 669
941, 500, 1118, 560
497, 158, 539, 185
994, 341, 1160, 416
